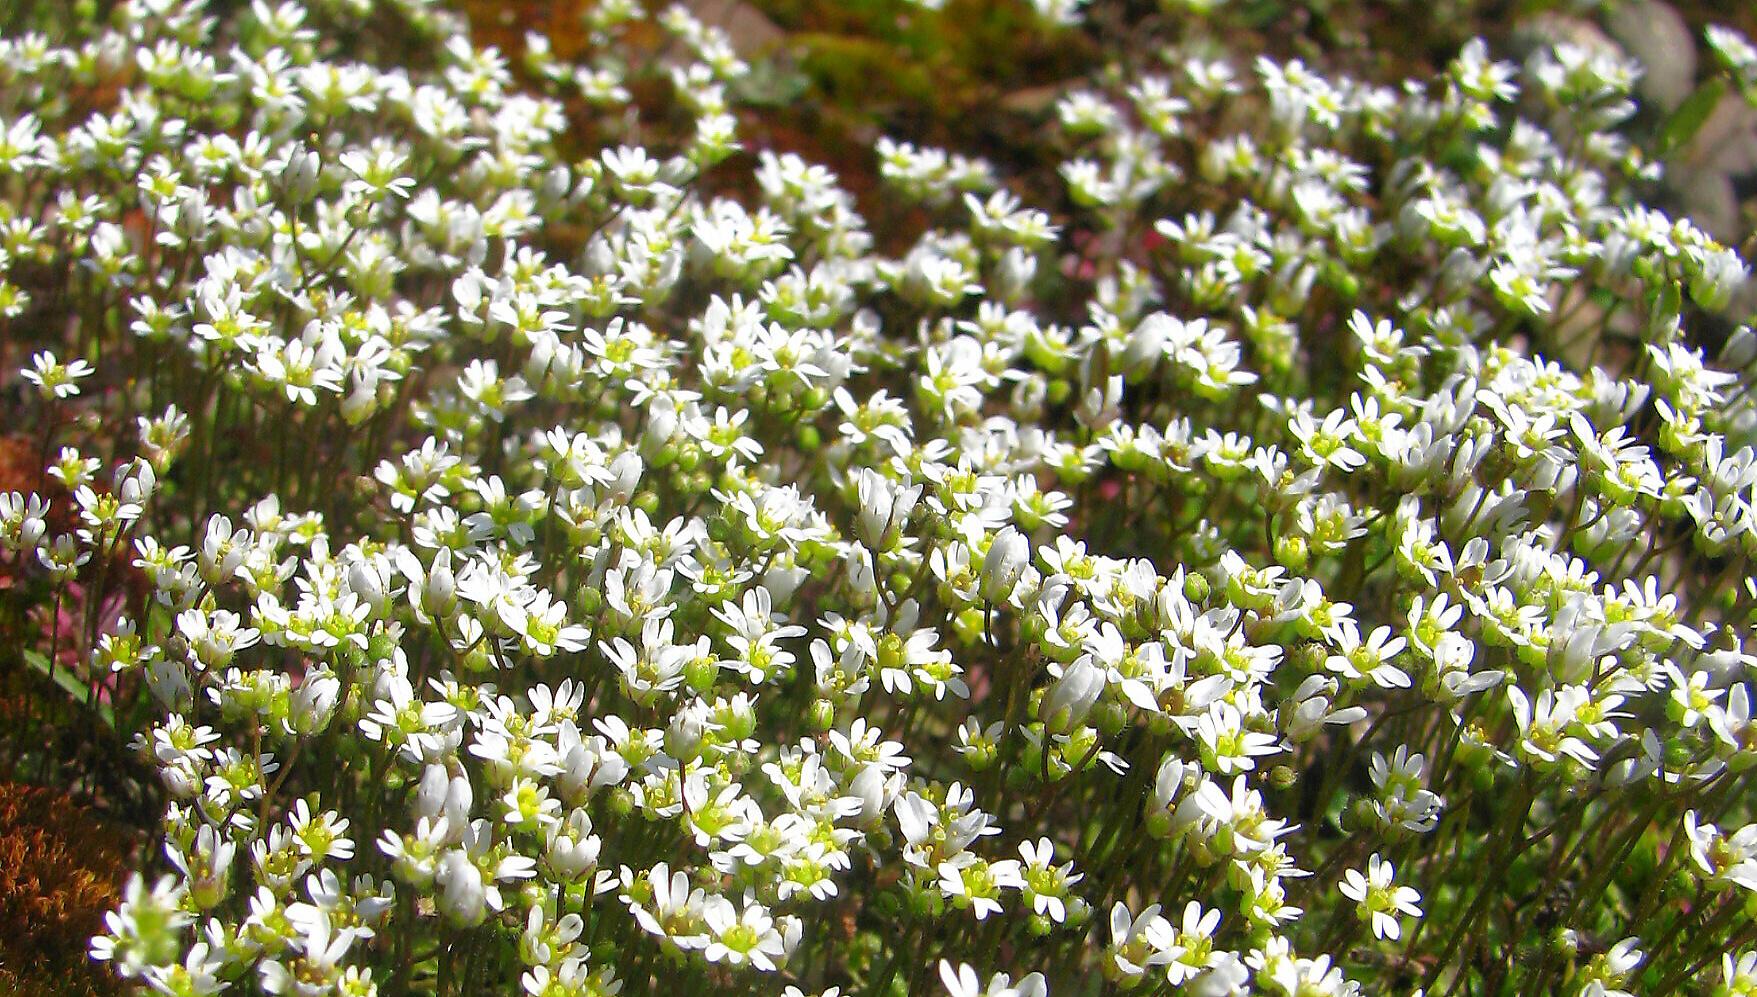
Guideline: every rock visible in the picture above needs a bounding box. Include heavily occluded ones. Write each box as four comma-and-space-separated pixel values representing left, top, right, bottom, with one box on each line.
1670, 163, 1741, 241
1606, 0, 1697, 112
684, 0, 785, 55
1671, 94, 1757, 241
1684, 95, 1757, 178
1509, 13, 1621, 63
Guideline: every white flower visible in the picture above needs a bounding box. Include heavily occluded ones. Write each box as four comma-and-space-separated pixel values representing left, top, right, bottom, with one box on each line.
435, 850, 488, 927
939, 960, 1049, 997
1338, 853, 1422, 940
1193, 700, 1284, 774
702, 894, 787, 970
938, 856, 1024, 921
1685, 812, 1757, 893
979, 526, 1030, 604
22, 349, 93, 399
1105, 901, 1173, 980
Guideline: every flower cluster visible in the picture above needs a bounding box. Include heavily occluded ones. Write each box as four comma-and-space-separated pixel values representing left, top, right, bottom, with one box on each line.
0, 1, 1754, 995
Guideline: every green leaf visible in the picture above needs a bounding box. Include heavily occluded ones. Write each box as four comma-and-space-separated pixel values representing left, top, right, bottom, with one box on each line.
22, 648, 115, 730
1656, 77, 1726, 159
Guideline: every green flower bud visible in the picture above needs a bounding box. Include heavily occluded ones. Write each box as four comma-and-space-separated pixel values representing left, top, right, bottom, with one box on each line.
909, 889, 941, 919
1274, 534, 1309, 571
1344, 797, 1379, 833
684, 655, 719, 693
1183, 571, 1211, 605
1145, 810, 1174, 839
607, 788, 635, 818
1094, 699, 1127, 736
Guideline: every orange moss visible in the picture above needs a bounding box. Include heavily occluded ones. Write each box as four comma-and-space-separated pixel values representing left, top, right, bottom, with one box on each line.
0, 784, 131, 996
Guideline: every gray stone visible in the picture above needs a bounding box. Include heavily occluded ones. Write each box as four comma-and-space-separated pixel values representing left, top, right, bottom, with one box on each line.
1607, 0, 1697, 112
1670, 163, 1741, 241
1510, 13, 1620, 65
684, 0, 784, 55
1684, 95, 1757, 178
